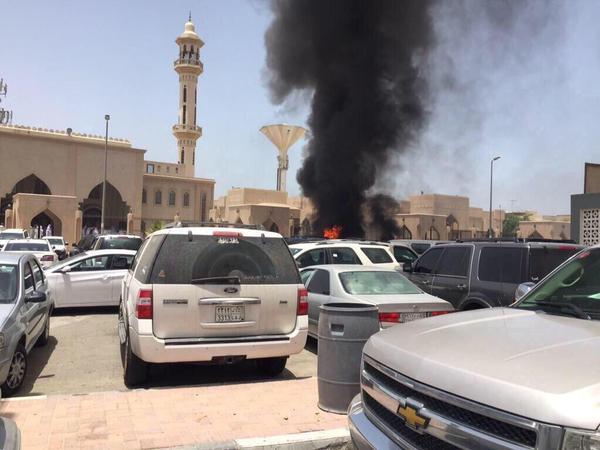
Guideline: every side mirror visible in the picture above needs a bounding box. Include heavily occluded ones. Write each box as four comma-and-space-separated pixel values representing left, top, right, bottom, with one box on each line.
515, 282, 535, 301
60, 266, 72, 274
403, 262, 413, 273
25, 291, 47, 303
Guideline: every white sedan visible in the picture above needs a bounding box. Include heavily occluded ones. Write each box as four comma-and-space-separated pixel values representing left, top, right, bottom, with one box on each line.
45, 249, 136, 308
300, 265, 454, 337
2, 238, 57, 267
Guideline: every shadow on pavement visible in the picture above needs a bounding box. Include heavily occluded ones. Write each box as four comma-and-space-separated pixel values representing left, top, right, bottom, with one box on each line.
19, 336, 58, 396
52, 306, 118, 317
305, 335, 318, 355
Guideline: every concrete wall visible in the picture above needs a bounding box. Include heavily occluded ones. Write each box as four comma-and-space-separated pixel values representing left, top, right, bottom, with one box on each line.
584, 163, 600, 194
518, 221, 570, 240
571, 192, 600, 244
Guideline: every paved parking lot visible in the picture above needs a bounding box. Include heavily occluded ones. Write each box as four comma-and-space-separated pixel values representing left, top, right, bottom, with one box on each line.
21, 307, 318, 397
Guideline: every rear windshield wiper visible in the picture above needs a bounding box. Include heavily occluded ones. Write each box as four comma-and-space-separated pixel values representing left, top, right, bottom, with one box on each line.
191, 276, 240, 285
534, 300, 591, 320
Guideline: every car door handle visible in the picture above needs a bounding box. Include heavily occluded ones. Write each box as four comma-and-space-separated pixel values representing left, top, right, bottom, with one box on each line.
456, 284, 467, 290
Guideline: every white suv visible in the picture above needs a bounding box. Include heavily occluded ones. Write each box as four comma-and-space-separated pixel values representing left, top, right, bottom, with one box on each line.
118, 225, 308, 386
291, 240, 399, 270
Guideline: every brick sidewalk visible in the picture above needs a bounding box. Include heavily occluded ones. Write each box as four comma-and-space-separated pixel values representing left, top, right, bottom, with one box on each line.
0, 377, 347, 450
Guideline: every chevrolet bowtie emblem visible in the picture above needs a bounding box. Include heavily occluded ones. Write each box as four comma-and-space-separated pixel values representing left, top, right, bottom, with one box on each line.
397, 398, 430, 432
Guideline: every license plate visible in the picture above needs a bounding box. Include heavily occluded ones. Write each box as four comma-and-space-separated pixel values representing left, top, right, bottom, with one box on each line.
215, 305, 245, 323
400, 312, 428, 323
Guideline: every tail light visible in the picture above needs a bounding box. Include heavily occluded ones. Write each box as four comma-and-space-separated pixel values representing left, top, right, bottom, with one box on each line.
430, 311, 451, 317
136, 289, 153, 319
378, 312, 401, 324
41, 255, 55, 262
297, 288, 308, 316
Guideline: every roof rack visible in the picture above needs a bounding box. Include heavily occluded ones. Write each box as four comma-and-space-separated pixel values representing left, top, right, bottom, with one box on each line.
163, 221, 261, 230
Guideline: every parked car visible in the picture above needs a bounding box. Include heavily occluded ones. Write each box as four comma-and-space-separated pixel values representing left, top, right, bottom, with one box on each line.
300, 265, 453, 337
387, 240, 419, 264
92, 234, 143, 251
2, 239, 57, 268
118, 225, 308, 386
404, 240, 583, 310
42, 236, 68, 260
0, 229, 29, 251
291, 240, 399, 270
349, 245, 600, 450
70, 234, 97, 256
45, 250, 136, 308
0, 253, 53, 397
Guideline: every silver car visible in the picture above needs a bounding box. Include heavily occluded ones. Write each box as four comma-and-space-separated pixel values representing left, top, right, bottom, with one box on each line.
300, 265, 453, 337
0, 253, 53, 396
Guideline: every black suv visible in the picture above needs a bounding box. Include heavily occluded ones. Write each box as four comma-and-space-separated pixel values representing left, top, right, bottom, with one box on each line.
404, 240, 583, 310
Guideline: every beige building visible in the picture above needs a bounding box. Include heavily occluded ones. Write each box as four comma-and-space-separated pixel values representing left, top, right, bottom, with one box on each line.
0, 18, 214, 247
395, 193, 505, 240
517, 212, 571, 240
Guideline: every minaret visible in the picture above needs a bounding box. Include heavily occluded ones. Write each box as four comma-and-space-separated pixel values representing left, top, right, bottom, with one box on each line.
173, 14, 203, 177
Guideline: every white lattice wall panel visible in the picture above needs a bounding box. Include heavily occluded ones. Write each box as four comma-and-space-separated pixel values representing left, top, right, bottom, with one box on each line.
581, 208, 600, 246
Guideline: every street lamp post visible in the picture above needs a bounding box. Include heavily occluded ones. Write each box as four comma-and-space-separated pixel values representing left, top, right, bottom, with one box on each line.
489, 156, 501, 238
100, 114, 110, 234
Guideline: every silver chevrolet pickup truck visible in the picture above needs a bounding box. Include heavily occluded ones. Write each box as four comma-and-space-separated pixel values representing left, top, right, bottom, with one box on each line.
349, 245, 600, 449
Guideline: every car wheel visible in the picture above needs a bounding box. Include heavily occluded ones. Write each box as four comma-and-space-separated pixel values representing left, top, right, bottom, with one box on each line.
2, 344, 27, 397
120, 317, 147, 387
35, 316, 50, 347
257, 357, 287, 377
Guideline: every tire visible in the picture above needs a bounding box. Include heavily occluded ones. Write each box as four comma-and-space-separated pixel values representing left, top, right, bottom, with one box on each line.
120, 307, 148, 387
2, 344, 27, 397
257, 357, 287, 377
35, 315, 51, 347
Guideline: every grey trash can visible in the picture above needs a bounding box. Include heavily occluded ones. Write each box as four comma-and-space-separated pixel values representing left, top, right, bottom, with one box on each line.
317, 302, 380, 414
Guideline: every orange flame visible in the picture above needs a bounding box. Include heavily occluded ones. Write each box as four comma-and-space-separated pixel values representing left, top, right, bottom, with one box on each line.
324, 225, 342, 239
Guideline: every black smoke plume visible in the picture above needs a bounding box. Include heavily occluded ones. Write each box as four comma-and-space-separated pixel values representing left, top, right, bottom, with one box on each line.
366, 194, 400, 241
265, 0, 433, 238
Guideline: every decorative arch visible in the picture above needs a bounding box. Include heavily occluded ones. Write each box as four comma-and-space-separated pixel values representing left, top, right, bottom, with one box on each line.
168, 191, 176, 206
528, 230, 544, 239
301, 218, 311, 236
30, 209, 62, 236
155, 190, 162, 205
399, 225, 412, 239
79, 182, 130, 233
446, 214, 460, 240
426, 226, 440, 240
183, 192, 190, 207
1, 174, 52, 225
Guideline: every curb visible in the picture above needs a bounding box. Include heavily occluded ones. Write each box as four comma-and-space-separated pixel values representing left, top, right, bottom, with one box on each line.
169, 428, 352, 450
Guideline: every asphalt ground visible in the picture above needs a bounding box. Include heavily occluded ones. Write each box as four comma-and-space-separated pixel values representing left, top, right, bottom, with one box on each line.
20, 307, 318, 397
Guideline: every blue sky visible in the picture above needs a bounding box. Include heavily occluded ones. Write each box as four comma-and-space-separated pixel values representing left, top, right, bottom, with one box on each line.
3, 1, 600, 214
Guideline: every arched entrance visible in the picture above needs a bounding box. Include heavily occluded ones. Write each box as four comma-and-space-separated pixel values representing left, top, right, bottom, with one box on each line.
1, 174, 52, 225
301, 218, 311, 236
30, 210, 62, 237
446, 214, 460, 240
79, 182, 130, 234
426, 226, 440, 240
528, 230, 543, 239
398, 225, 412, 239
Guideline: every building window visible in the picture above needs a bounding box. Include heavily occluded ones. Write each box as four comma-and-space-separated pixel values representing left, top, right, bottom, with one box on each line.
155, 190, 162, 205
181, 148, 185, 164
192, 149, 195, 165
201, 193, 207, 222
142, 189, 147, 204
169, 191, 176, 206
183, 105, 186, 125
183, 86, 187, 103
581, 209, 600, 246
183, 192, 190, 207
146, 164, 154, 174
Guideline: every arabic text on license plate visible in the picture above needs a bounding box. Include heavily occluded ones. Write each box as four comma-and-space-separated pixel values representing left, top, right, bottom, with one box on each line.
215, 305, 245, 323
401, 312, 428, 323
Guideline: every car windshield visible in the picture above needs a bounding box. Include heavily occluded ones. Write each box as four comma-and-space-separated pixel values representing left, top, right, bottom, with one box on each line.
5, 242, 49, 252
393, 246, 418, 263
289, 247, 302, 255
45, 238, 63, 245
149, 234, 300, 285
515, 248, 600, 320
0, 232, 23, 240
339, 271, 422, 295
0, 264, 18, 304
98, 237, 142, 250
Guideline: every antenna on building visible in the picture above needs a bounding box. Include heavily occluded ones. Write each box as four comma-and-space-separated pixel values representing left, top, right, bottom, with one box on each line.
189, 11, 192, 21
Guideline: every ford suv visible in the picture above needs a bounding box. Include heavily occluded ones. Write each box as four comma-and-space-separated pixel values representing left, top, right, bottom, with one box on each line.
291, 240, 399, 270
349, 245, 600, 449
118, 224, 308, 386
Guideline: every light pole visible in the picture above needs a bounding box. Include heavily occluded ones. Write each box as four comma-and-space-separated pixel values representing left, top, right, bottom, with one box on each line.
489, 156, 501, 238
100, 114, 110, 234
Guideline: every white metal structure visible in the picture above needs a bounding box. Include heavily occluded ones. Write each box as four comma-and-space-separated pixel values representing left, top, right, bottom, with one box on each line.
2, 239, 56, 267
260, 124, 307, 192
290, 240, 399, 270
119, 226, 308, 386
45, 250, 136, 308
